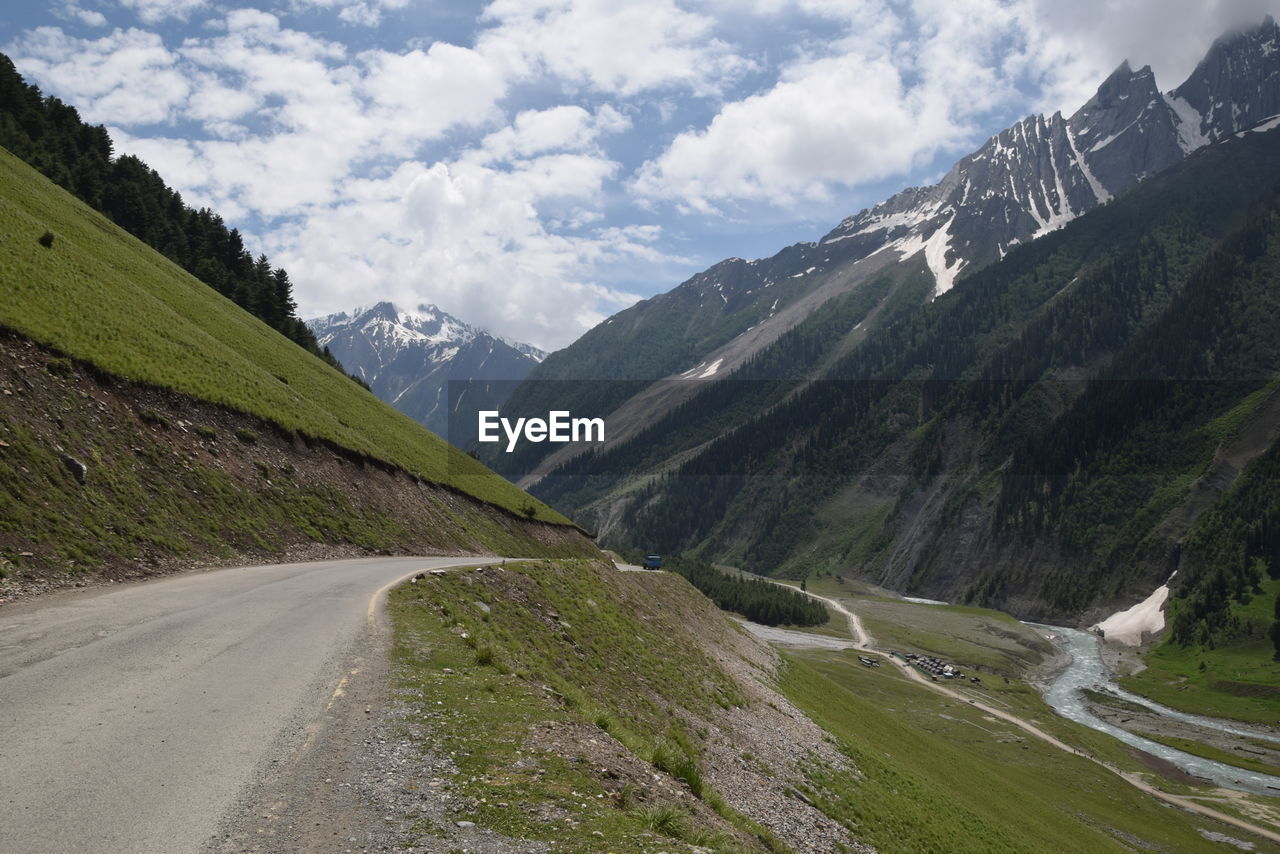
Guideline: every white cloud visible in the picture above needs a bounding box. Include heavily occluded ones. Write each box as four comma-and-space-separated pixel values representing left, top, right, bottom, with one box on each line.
52, 3, 110, 27
593, 223, 673, 264
633, 50, 965, 211
284, 0, 412, 27
357, 43, 509, 155
338, 4, 381, 27
88, 13, 509, 217
633, 0, 1024, 209
275, 153, 649, 349
8, 27, 189, 125
477, 0, 753, 96
473, 104, 630, 163
118, 0, 208, 25
286, 0, 411, 21
185, 73, 259, 126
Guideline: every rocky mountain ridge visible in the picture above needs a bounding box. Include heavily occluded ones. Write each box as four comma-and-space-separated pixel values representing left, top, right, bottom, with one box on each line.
824, 17, 1280, 294
604, 124, 1280, 623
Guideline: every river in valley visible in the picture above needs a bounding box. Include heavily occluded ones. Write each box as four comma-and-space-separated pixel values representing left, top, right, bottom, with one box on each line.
1033, 624, 1280, 796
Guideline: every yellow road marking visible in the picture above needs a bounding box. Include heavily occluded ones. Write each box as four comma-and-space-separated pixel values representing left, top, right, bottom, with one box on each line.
325, 669, 357, 710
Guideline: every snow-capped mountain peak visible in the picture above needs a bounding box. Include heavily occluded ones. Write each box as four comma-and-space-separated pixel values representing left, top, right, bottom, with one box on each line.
816, 18, 1280, 298
306, 302, 547, 439
1171, 15, 1280, 145
311, 302, 484, 357
501, 338, 548, 363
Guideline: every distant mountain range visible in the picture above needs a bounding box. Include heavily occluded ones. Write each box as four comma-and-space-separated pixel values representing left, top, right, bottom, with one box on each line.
489, 17, 1280, 638
506, 18, 1280, 431
307, 302, 545, 443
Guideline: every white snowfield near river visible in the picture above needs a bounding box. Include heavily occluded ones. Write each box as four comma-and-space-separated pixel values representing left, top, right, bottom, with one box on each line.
1094, 573, 1174, 646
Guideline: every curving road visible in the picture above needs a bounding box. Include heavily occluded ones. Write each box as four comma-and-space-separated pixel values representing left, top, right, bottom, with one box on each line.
0, 556, 498, 854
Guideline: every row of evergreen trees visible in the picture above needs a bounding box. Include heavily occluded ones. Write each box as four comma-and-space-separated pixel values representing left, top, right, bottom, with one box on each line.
0, 54, 337, 366
651, 554, 828, 627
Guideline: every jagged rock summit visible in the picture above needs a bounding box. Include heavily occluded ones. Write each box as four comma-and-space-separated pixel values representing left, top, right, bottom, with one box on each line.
822, 16, 1280, 296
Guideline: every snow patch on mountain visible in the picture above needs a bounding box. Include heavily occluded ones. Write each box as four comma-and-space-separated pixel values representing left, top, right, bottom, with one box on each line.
891, 214, 964, 296
1164, 93, 1210, 153
678, 357, 726, 380
1095, 574, 1175, 646
1065, 125, 1110, 203
1236, 113, 1280, 137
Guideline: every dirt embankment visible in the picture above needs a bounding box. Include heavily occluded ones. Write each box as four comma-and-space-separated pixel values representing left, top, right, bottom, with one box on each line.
0, 329, 595, 600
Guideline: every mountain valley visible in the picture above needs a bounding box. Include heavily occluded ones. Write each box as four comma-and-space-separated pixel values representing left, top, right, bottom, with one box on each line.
493, 20, 1280, 647
1, 13, 1279, 854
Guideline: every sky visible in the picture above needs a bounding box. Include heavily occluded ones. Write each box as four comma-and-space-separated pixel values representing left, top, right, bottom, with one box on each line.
2, 0, 1277, 351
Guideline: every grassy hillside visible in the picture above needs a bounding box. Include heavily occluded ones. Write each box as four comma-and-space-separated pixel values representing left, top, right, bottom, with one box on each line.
0, 328, 593, 582
388, 560, 793, 852
1121, 577, 1280, 725
0, 146, 567, 525
383, 559, 1277, 852
781, 651, 1274, 854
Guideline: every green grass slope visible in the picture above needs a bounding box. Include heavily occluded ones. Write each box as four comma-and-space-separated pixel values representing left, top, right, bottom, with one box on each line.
385, 559, 1277, 852
389, 559, 785, 852
1122, 577, 1280, 725
782, 651, 1274, 854
0, 146, 567, 524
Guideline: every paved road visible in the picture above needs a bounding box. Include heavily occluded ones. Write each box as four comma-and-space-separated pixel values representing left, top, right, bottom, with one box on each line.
735, 619, 858, 650
616, 562, 658, 573
0, 556, 496, 854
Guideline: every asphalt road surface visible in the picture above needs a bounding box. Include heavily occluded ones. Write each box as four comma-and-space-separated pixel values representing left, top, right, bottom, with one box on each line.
0, 556, 495, 854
